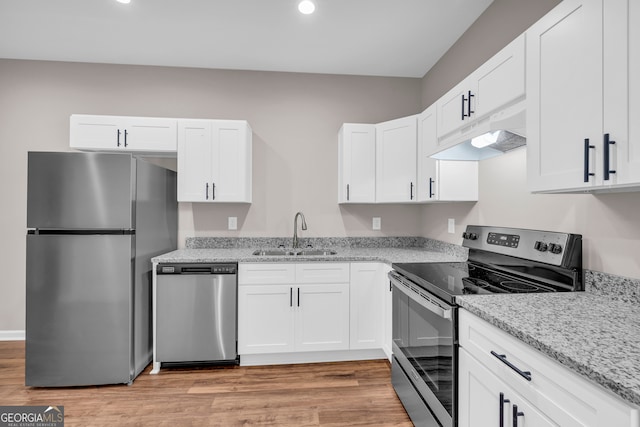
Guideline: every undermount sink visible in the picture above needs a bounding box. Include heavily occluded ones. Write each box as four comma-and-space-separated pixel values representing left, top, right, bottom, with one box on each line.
252, 249, 297, 256
296, 249, 337, 256
252, 249, 337, 256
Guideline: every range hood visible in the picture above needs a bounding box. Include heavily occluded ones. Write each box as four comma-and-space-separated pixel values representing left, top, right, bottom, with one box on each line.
431, 101, 527, 161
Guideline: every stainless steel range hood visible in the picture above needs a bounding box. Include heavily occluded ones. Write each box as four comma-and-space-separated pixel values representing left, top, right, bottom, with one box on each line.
432, 101, 526, 161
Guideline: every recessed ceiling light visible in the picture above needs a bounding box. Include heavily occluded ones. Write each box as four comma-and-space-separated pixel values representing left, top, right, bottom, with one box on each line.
116, 0, 131, 4
298, 0, 315, 15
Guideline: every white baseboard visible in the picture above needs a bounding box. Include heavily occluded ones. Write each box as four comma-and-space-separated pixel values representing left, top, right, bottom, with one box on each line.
0, 330, 26, 341
239, 348, 386, 367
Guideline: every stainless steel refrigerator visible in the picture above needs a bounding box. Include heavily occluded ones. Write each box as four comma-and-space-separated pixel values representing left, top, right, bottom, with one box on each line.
25, 151, 177, 387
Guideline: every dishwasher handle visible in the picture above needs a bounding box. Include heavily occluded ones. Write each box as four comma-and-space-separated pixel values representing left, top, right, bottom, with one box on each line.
157, 263, 237, 275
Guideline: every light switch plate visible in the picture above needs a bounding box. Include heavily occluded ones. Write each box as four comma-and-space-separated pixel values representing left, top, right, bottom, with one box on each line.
372, 217, 381, 230
228, 217, 238, 230
448, 218, 455, 234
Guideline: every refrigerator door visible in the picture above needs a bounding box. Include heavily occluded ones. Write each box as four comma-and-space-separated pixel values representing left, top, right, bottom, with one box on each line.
26, 233, 134, 386
27, 152, 134, 229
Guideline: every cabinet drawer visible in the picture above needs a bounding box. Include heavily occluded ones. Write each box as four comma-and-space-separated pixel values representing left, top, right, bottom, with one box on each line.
295, 263, 350, 283
459, 309, 639, 426
238, 263, 295, 285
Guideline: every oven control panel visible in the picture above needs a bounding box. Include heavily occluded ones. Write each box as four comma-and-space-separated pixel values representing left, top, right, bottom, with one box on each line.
486, 232, 520, 248
462, 225, 582, 267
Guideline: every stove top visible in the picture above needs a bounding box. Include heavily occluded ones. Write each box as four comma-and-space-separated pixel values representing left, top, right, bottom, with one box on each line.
392, 262, 560, 304
391, 226, 583, 305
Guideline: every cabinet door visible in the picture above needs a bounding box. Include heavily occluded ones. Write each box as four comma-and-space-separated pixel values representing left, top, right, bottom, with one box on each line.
417, 105, 439, 201
177, 120, 212, 202
526, 0, 603, 192
375, 116, 417, 202
123, 117, 177, 153
459, 348, 556, 427
211, 120, 252, 202
605, 0, 640, 186
436, 78, 474, 139
238, 284, 295, 354
70, 115, 122, 150
295, 283, 349, 352
338, 124, 376, 203
349, 263, 384, 350
474, 34, 525, 119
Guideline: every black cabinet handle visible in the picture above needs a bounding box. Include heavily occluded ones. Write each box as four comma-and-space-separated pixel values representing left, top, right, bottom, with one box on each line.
491, 351, 532, 381
290, 288, 293, 307
410, 182, 414, 200
513, 405, 524, 427
297, 288, 300, 307
117, 129, 121, 147
467, 91, 475, 117
206, 183, 209, 200
603, 133, 616, 181
429, 178, 435, 198
583, 138, 595, 182
461, 93, 467, 120
124, 129, 128, 147
212, 182, 216, 200
499, 392, 510, 427
346, 184, 350, 201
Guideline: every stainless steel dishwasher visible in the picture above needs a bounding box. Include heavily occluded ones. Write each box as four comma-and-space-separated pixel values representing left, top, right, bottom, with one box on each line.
156, 263, 238, 365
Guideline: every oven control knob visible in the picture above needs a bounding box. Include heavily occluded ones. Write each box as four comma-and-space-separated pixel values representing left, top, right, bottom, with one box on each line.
467, 233, 478, 240
534, 241, 548, 252
548, 243, 563, 254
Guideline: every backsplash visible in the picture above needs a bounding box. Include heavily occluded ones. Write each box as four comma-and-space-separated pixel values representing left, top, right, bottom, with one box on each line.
585, 270, 640, 304
186, 236, 468, 258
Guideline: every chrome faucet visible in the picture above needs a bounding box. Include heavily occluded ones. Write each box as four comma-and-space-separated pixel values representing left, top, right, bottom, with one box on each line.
292, 212, 307, 248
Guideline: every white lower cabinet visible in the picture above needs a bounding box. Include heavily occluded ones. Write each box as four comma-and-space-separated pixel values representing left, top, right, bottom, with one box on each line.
238, 263, 350, 355
459, 348, 555, 427
349, 263, 385, 350
459, 309, 639, 427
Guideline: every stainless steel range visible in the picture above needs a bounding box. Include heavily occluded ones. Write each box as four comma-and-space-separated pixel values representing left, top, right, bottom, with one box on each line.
389, 225, 583, 427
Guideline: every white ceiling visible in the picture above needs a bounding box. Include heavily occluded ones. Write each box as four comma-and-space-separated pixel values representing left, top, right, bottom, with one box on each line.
0, 0, 494, 78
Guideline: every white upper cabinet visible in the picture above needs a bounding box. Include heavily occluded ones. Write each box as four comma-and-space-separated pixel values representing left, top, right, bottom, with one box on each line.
375, 115, 418, 203
527, 0, 640, 192
338, 124, 376, 203
177, 119, 252, 203
70, 114, 177, 154
436, 34, 526, 152
418, 105, 478, 202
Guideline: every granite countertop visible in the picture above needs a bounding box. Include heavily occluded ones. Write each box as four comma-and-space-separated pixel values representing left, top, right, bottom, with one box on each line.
457, 292, 640, 407
152, 246, 465, 264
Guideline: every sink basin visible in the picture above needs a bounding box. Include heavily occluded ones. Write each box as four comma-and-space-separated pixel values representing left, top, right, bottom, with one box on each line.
296, 249, 337, 256
252, 249, 337, 256
252, 249, 296, 256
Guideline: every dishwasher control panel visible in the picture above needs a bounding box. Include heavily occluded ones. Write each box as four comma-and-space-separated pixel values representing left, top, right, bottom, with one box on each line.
157, 263, 237, 275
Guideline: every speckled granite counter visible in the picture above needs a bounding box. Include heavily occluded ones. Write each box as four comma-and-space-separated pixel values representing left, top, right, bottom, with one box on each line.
457, 291, 640, 407
152, 246, 465, 264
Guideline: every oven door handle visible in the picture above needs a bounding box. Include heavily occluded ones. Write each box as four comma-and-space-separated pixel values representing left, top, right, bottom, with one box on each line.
389, 272, 452, 320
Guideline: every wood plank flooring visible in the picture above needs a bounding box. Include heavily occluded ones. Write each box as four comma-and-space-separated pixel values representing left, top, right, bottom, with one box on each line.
0, 341, 412, 426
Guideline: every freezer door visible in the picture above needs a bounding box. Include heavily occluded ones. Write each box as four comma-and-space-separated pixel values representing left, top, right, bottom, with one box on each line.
27, 151, 135, 229
26, 233, 134, 386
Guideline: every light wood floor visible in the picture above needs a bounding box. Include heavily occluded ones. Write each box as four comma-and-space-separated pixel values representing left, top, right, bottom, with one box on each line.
0, 341, 412, 426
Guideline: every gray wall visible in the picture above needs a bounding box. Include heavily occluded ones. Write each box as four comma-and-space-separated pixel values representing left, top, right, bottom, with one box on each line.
421, 0, 561, 107
0, 59, 422, 331
419, 0, 640, 279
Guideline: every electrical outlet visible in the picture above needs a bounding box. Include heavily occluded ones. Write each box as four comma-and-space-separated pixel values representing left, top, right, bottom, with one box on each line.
448, 218, 455, 234
372, 217, 381, 230
228, 217, 238, 230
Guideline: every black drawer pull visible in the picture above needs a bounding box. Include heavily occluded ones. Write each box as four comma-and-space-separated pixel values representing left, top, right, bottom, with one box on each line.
584, 138, 595, 182
491, 351, 532, 381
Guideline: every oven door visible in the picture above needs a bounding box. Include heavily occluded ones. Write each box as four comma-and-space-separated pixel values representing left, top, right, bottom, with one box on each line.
390, 271, 456, 427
